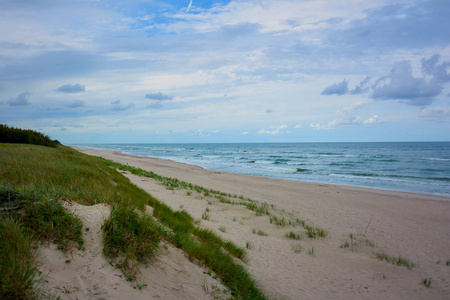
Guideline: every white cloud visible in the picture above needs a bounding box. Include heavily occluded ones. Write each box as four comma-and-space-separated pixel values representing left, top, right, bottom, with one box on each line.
257, 124, 287, 134
363, 115, 379, 124
166, 0, 385, 35
295, 124, 303, 128
420, 107, 450, 121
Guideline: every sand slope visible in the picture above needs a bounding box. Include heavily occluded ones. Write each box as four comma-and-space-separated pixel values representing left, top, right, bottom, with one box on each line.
70, 147, 450, 299
37, 202, 228, 300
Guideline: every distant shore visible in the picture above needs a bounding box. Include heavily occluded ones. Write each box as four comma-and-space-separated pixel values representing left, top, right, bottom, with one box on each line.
73, 146, 450, 299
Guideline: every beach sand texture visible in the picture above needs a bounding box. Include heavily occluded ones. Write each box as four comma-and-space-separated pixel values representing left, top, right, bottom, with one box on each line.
63, 147, 450, 299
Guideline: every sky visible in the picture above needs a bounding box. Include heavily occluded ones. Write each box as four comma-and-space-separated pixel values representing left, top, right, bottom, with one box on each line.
0, 0, 449, 144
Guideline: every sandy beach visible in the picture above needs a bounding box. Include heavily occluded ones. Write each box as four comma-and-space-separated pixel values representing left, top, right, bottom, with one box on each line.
63, 146, 450, 299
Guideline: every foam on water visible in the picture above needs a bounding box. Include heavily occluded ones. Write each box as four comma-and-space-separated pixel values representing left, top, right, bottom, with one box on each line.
72, 142, 450, 198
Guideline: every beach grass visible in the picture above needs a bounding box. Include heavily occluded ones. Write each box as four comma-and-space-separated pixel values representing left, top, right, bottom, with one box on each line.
252, 228, 268, 236
0, 144, 266, 299
374, 251, 415, 269
421, 278, 431, 288
102, 204, 161, 281
0, 216, 39, 299
285, 231, 302, 240
18, 198, 84, 252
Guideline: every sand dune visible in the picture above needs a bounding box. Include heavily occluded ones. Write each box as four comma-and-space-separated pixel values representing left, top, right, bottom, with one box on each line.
63, 147, 450, 299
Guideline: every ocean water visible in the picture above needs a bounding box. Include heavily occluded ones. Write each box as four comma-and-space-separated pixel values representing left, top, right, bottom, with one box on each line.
74, 142, 450, 198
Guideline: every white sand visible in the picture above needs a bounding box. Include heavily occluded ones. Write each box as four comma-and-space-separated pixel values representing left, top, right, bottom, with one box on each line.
37, 202, 228, 300
49, 146, 450, 299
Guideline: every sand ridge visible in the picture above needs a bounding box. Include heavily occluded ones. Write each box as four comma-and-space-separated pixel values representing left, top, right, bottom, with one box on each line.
37, 202, 229, 300
69, 147, 450, 299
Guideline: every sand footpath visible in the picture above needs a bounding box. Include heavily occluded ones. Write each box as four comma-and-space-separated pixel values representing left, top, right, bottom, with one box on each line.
67, 146, 450, 299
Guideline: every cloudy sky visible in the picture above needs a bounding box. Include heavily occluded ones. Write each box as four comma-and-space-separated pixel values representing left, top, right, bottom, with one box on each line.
0, 0, 449, 143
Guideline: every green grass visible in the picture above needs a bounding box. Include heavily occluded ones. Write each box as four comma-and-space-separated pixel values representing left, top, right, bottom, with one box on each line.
0, 144, 266, 299
252, 228, 268, 236
102, 204, 161, 281
421, 278, 431, 288
292, 244, 303, 253
285, 231, 301, 240
374, 252, 415, 269
294, 218, 327, 239
0, 185, 84, 298
16, 198, 84, 252
340, 233, 374, 251
0, 216, 39, 299
0, 144, 150, 208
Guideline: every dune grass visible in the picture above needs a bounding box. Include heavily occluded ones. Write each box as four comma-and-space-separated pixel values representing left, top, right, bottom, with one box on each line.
374, 251, 415, 269
0, 144, 266, 299
17, 198, 84, 252
102, 204, 161, 281
0, 216, 39, 299
1, 187, 84, 299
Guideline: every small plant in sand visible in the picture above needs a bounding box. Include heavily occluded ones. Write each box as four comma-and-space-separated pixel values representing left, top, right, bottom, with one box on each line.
219, 226, 226, 233
270, 216, 288, 227
446, 259, 450, 266
374, 252, 415, 269
202, 210, 211, 221
285, 231, 301, 240
421, 278, 431, 288
246, 242, 253, 249
252, 228, 268, 236
186, 191, 192, 196
340, 233, 374, 251
292, 244, 303, 253
294, 218, 327, 239
307, 247, 314, 255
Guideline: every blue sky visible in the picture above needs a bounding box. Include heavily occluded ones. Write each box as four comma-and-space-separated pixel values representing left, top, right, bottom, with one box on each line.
0, 0, 449, 143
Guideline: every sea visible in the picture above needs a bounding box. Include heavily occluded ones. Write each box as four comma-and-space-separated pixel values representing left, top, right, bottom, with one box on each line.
72, 142, 450, 198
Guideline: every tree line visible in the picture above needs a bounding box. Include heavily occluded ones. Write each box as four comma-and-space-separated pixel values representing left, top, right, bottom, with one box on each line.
0, 124, 60, 148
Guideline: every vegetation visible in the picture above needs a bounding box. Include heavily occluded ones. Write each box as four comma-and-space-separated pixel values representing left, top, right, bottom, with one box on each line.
102, 204, 161, 281
252, 228, 268, 236
1, 186, 84, 299
285, 231, 302, 240
0, 216, 39, 299
0, 124, 60, 148
374, 252, 415, 269
0, 144, 266, 299
421, 278, 431, 288
340, 233, 374, 251
291, 244, 302, 253
12, 197, 84, 252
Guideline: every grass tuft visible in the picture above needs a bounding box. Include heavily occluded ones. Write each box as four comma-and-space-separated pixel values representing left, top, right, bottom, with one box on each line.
102, 204, 161, 281
374, 252, 415, 269
421, 278, 431, 288
17, 199, 84, 252
285, 231, 301, 240
0, 216, 39, 299
252, 228, 268, 236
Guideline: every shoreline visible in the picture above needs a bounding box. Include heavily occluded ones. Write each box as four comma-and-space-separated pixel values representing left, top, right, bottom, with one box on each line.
71, 146, 449, 201
72, 145, 450, 299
